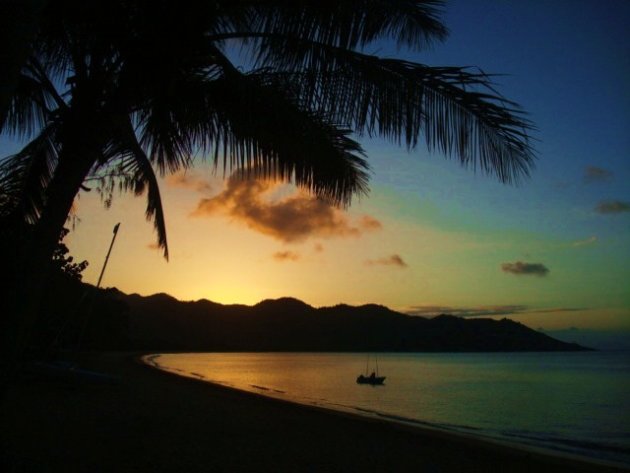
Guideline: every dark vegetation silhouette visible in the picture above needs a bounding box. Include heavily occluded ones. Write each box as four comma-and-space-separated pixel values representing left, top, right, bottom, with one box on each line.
52, 227, 88, 281
12, 228, 128, 358
0, 1, 536, 377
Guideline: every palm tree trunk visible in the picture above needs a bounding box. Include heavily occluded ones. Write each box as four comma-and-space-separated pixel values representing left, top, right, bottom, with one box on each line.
33, 148, 96, 268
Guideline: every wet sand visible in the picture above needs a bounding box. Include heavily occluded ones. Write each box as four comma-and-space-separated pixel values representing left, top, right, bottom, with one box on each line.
0, 352, 625, 472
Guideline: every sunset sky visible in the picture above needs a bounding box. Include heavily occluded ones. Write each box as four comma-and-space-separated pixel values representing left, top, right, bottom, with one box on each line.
2, 1, 629, 347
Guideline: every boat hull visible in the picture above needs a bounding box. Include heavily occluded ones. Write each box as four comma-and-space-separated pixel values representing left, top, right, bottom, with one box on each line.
356, 375, 386, 385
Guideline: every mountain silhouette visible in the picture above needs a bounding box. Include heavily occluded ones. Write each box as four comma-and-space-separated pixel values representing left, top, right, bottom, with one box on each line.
105, 289, 588, 352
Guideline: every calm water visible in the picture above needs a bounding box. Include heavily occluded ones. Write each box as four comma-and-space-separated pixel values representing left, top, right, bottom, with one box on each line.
147, 351, 630, 467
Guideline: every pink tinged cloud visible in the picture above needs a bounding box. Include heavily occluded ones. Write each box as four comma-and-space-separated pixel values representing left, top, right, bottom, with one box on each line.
358, 215, 383, 231
166, 172, 212, 193
191, 175, 382, 243
365, 254, 408, 268
273, 251, 300, 262
501, 261, 549, 277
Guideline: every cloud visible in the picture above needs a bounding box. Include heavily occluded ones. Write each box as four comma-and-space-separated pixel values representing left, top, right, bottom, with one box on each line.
365, 254, 408, 268
571, 236, 597, 247
313, 243, 324, 253
526, 307, 588, 314
358, 215, 383, 231
273, 251, 300, 262
501, 261, 549, 277
405, 305, 529, 318
166, 172, 212, 193
595, 200, 630, 214
584, 166, 612, 183
404, 305, 587, 318
191, 173, 382, 243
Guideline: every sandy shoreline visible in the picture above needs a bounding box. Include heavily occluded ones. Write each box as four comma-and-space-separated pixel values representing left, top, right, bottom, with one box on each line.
1, 352, 627, 472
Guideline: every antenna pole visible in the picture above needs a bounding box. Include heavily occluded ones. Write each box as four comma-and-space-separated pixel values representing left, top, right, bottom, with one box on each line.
76, 223, 120, 350
96, 223, 120, 288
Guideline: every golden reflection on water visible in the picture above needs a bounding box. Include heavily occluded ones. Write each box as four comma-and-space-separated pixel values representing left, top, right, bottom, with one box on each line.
155, 353, 369, 399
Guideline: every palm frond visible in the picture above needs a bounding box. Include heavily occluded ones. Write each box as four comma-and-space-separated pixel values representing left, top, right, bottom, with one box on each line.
2, 72, 50, 139
259, 48, 535, 183
135, 65, 370, 205
0, 123, 60, 222
104, 116, 169, 260
135, 86, 198, 175
217, 74, 369, 204
247, 0, 447, 53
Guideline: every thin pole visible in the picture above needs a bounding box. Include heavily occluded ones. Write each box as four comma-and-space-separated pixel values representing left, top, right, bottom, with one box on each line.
96, 222, 120, 288
76, 223, 120, 350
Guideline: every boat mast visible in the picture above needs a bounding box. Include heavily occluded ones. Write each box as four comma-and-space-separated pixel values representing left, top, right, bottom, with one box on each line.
77, 222, 121, 349
96, 222, 121, 288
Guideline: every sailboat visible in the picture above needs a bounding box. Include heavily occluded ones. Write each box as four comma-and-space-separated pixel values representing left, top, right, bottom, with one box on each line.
356, 354, 386, 385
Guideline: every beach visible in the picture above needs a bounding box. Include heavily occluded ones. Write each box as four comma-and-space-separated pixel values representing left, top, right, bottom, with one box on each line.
0, 352, 625, 473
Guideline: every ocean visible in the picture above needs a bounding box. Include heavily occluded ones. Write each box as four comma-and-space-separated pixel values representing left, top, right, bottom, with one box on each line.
146, 351, 630, 467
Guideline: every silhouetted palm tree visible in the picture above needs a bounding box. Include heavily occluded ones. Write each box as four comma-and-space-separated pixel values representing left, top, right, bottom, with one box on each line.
0, 1, 534, 365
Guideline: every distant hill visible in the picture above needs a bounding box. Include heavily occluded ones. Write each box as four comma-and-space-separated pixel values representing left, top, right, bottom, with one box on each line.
103, 290, 589, 352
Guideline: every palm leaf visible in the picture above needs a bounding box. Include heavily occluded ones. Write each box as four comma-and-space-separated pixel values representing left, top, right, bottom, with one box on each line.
207, 3, 534, 184
207, 68, 370, 205
133, 55, 370, 205
258, 47, 535, 183
0, 122, 60, 222
101, 116, 170, 260
239, 0, 448, 52
2, 71, 51, 140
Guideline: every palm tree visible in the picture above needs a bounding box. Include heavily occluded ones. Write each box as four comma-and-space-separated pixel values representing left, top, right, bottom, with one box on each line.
0, 0, 534, 365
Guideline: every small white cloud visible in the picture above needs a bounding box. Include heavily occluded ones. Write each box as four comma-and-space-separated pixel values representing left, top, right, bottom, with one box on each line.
572, 236, 597, 247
